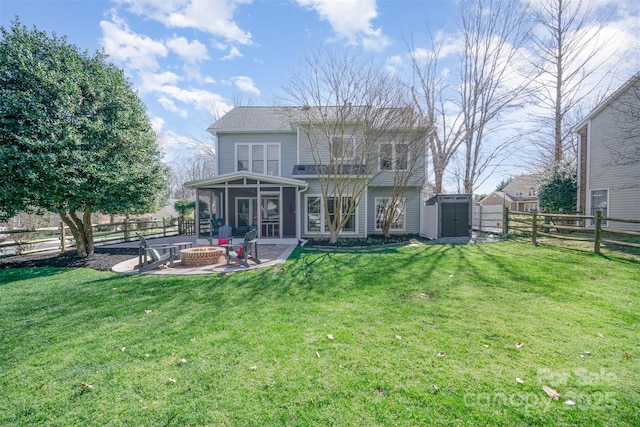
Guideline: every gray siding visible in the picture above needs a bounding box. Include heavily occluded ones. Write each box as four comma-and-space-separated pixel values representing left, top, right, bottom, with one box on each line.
217, 132, 297, 177
299, 179, 367, 239
587, 89, 640, 231
366, 186, 421, 235
297, 126, 367, 165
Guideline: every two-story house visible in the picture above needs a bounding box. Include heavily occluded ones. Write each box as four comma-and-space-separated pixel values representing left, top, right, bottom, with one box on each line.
185, 106, 426, 242
478, 174, 541, 212
573, 72, 640, 231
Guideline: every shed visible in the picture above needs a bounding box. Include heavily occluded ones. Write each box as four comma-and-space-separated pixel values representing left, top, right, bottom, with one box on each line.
421, 194, 472, 239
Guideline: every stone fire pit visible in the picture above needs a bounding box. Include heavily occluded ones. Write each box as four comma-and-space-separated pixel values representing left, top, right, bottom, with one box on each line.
180, 247, 224, 266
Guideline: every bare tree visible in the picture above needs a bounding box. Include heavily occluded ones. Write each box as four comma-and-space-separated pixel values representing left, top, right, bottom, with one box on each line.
528, 0, 616, 162
458, 0, 530, 193
282, 49, 427, 242
409, 0, 530, 194
408, 34, 465, 194
169, 149, 217, 199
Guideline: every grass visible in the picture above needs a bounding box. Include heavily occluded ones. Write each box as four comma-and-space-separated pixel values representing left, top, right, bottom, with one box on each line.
0, 241, 638, 426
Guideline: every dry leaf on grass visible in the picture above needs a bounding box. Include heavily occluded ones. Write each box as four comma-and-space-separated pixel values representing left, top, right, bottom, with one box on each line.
327, 334, 334, 340
437, 351, 445, 357
121, 346, 126, 352
564, 400, 576, 406
516, 378, 524, 384
250, 365, 257, 371
543, 386, 560, 400
167, 378, 176, 385
395, 335, 402, 340
515, 342, 524, 349
179, 358, 187, 365
145, 310, 152, 314
80, 382, 93, 389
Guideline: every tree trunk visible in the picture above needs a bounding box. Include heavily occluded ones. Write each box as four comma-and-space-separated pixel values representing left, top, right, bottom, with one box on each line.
59, 207, 95, 257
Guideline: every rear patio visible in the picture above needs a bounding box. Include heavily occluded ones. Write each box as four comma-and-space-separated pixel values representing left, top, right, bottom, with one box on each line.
107, 234, 297, 275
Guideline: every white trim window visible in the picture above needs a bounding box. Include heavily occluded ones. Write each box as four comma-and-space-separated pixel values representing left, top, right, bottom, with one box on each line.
375, 197, 405, 231
379, 142, 408, 171
590, 188, 609, 227
305, 195, 357, 234
330, 136, 354, 161
236, 143, 280, 176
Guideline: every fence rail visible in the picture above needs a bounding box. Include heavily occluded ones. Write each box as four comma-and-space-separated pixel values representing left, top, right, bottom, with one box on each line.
503, 208, 640, 254
0, 218, 185, 257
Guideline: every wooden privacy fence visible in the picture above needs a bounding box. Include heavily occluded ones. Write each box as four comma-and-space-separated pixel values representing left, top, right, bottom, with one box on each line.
0, 218, 183, 257
505, 208, 640, 254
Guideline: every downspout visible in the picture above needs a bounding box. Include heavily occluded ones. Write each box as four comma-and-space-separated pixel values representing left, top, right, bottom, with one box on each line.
297, 184, 309, 242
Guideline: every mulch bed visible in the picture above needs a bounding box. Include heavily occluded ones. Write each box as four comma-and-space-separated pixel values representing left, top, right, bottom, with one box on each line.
303, 234, 428, 248
0, 247, 138, 271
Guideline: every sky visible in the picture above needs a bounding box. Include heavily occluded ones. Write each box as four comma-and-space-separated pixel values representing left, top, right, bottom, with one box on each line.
1, 0, 639, 194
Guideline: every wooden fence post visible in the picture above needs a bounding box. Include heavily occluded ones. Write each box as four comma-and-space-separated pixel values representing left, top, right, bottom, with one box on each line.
124, 216, 130, 242
532, 211, 538, 245
594, 210, 602, 254
59, 222, 66, 253
478, 205, 483, 232
502, 206, 509, 235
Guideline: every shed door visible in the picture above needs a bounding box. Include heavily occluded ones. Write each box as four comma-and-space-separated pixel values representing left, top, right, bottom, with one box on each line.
441, 202, 470, 237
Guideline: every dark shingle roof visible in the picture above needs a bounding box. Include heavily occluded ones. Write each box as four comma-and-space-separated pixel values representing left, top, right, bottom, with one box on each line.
209, 106, 298, 132
291, 164, 367, 176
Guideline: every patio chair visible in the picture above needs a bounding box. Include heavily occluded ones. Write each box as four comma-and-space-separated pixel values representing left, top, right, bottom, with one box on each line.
210, 218, 225, 237
224, 228, 260, 268
210, 223, 233, 246
137, 233, 176, 273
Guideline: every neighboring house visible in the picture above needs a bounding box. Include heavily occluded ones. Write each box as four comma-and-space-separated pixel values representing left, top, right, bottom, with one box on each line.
185, 106, 426, 242
573, 72, 640, 231
478, 174, 541, 212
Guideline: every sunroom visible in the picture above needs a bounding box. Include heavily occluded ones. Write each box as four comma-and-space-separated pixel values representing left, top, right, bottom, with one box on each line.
185, 171, 308, 244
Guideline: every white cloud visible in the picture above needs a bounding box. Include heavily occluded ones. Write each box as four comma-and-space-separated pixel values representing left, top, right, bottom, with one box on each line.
149, 116, 165, 134
232, 76, 260, 96
221, 46, 243, 61
100, 18, 167, 71
137, 71, 182, 93
295, 0, 390, 51
115, 0, 253, 45
166, 35, 209, 63
158, 96, 188, 118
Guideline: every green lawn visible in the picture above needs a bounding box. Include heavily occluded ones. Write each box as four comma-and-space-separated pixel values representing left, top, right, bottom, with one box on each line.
1, 241, 638, 426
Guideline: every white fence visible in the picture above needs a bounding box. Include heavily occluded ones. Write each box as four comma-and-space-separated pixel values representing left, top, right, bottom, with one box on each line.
472, 205, 504, 234
420, 204, 439, 240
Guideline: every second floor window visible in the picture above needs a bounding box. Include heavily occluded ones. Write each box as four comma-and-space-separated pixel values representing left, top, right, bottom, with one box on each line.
237, 144, 279, 176
380, 142, 408, 170
330, 136, 354, 160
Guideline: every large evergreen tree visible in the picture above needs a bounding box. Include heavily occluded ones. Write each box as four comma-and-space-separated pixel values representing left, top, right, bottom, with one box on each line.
0, 20, 169, 257
538, 160, 577, 212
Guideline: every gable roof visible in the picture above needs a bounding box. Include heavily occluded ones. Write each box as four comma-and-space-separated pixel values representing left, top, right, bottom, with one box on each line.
184, 171, 308, 189
502, 174, 541, 193
208, 106, 298, 133
209, 105, 427, 134
573, 71, 640, 131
